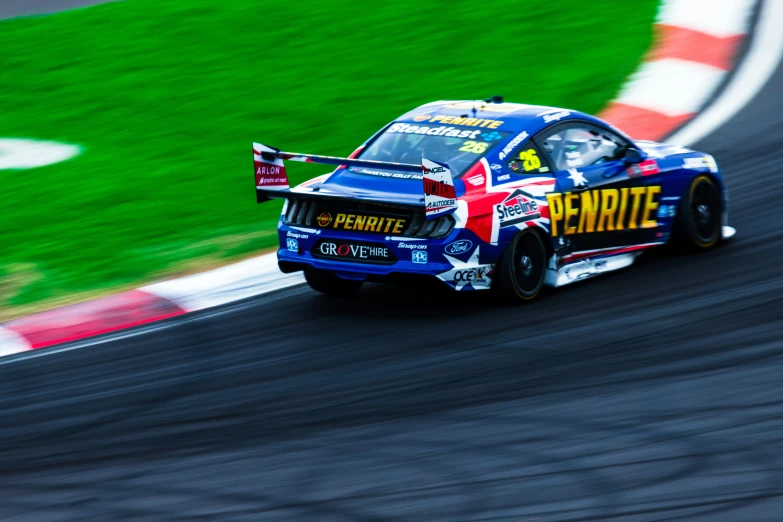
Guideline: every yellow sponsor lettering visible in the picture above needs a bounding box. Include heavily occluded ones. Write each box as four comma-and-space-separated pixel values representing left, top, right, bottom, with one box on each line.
548, 186, 661, 236
616, 188, 628, 231
546, 193, 564, 237
564, 193, 579, 235
597, 189, 619, 232
642, 186, 661, 228
577, 190, 600, 234
628, 187, 646, 229
425, 116, 504, 128
327, 213, 409, 233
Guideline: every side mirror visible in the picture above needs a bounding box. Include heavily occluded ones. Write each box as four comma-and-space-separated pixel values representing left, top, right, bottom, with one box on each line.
622, 147, 644, 164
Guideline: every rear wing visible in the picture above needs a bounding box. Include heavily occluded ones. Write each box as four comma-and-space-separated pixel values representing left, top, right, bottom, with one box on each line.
253, 142, 458, 219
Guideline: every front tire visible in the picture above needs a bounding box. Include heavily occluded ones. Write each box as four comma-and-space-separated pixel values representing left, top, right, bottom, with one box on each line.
491, 229, 548, 304
674, 174, 722, 251
304, 267, 363, 296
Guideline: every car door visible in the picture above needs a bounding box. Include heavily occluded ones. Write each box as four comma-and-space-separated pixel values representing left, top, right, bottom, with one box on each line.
534, 122, 662, 255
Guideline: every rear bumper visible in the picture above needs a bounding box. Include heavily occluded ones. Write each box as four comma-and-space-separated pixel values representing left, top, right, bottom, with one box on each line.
276, 223, 504, 290
277, 233, 454, 277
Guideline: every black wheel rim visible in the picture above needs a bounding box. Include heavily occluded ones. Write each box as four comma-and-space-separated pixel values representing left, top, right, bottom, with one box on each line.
511, 233, 545, 296
690, 178, 720, 243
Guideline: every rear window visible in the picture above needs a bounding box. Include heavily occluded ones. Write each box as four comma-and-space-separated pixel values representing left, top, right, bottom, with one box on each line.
355, 123, 511, 177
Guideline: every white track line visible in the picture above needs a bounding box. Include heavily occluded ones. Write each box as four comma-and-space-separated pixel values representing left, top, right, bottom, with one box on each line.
616, 58, 727, 117
0, 326, 32, 356
142, 254, 304, 312
0, 286, 301, 365
669, 0, 783, 145
658, 0, 756, 37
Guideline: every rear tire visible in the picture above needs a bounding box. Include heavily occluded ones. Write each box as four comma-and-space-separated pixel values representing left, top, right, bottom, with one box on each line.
304, 267, 363, 296
673, 175, 722, 252
491, 229, 548, 304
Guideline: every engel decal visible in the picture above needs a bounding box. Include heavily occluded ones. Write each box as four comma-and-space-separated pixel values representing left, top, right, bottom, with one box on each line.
422, 158, 457, 218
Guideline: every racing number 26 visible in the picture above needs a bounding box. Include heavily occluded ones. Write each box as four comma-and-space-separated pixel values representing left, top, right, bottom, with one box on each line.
459, 141, 488, 154
519, 149, 541, 171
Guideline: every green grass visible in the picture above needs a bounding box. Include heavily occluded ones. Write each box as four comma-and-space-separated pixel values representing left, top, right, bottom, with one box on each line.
0, 0, 658, 317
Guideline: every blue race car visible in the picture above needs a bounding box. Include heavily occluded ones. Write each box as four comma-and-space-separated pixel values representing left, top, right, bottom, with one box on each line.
253, 97, 735, 303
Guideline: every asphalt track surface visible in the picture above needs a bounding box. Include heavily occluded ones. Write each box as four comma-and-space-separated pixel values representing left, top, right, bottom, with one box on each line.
3, 7, 783, 522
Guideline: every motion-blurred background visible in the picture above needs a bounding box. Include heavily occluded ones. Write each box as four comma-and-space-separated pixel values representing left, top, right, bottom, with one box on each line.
4, 1, 783, 521
0, 0, 658, 319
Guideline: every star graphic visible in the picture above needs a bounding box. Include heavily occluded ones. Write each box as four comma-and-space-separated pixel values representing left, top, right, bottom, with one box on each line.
438, 246, 492, 290
385, 236, 391, 241
567, 168, 586, 187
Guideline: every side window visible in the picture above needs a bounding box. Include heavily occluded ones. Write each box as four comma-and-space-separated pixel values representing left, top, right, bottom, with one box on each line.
507, 142, 552, 175
542, 126, 624, 171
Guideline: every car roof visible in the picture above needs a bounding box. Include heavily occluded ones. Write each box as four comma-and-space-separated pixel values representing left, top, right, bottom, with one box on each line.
395, 100, 631, 141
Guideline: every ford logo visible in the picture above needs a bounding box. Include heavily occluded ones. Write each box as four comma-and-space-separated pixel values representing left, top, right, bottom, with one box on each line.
444, 240, 473, 255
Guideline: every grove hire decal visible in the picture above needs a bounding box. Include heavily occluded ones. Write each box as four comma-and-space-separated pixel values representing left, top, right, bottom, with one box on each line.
311, 240, 397, 264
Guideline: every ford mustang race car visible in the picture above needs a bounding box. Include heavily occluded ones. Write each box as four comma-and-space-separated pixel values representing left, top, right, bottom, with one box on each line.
253, 97, 735, 302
